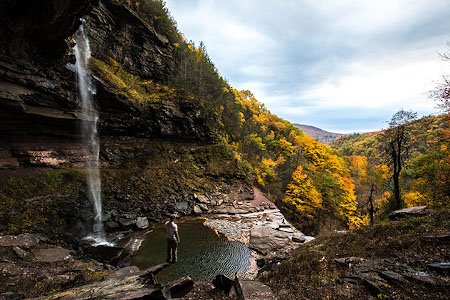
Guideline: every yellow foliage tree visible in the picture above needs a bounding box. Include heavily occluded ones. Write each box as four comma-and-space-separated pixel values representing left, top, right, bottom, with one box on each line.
283, 165, 323, 219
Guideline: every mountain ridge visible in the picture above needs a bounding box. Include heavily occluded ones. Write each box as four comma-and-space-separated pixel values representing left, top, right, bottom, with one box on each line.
294, 123, 345, 144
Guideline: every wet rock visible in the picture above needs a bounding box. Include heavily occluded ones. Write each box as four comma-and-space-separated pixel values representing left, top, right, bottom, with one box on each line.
93, 223, 103, 233
83, 245, 130, 266
34, 247, 72, 263
0, 233, 40, 248
118, 217, 135, 228
388, 206, 428, 220
106, 220, 120, 230
136, 217, 149, 230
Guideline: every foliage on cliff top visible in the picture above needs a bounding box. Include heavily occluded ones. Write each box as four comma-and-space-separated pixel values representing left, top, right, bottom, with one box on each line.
90, 57, 177, 109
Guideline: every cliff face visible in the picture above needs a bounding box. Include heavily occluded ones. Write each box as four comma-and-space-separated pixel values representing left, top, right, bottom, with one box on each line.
0, 0, 209, 139
0, 0, 248, 240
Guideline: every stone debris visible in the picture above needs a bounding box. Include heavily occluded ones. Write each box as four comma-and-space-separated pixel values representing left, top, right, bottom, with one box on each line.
334, 258, 447, 297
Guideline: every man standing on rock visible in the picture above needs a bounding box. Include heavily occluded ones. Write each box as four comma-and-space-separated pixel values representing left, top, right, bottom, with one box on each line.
164, 215, 180, 263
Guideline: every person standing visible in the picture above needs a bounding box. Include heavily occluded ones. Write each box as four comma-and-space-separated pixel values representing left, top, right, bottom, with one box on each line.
164, 215, 180, 263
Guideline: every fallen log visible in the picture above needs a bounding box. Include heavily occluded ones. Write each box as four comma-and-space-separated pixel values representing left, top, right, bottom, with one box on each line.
29, 263, 193, 300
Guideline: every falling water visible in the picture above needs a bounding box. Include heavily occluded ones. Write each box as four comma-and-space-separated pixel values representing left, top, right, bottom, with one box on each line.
74, 23, 111, 246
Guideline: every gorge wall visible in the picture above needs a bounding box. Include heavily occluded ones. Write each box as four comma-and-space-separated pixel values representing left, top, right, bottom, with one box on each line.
0, 0, 251, 241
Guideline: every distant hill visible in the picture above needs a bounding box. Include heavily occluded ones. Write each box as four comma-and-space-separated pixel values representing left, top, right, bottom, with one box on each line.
294, 124, 345, 144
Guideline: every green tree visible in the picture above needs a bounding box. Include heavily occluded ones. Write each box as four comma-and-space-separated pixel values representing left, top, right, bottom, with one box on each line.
379, 110, 417, 210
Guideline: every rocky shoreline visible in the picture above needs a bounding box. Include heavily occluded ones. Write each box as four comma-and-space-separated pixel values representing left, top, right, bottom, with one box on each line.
0, 186, 313, 299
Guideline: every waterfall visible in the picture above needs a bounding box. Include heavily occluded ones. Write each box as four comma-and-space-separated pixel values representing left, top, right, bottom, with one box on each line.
74, 23, 111, 246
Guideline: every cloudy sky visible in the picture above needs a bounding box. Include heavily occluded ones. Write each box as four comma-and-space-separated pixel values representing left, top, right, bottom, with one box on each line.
165, 0, 450, 133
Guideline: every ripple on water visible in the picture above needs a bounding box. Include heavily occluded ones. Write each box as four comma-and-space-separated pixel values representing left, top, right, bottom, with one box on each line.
132, 222, 251, 282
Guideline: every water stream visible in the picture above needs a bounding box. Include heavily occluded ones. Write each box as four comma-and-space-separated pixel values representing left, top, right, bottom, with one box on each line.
74, 23, 110, 246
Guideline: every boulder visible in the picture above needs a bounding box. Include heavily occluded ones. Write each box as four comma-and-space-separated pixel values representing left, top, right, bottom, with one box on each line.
33, 247, 72, 263
83, 245, 130, 266
12, 246, 28, 259
118, 217, 136, 228
0, 233, 40, 248
238, 279, 277, 300
212, 274, 234, 294
388, 206, 428, 220
249, 226, 290, 255
194, 193, 210, 204
166, 276, 195, 298
198, 203, 209, 212
193, 205, 202, 215
176, 201, 189, 211
136, 217, 149, 230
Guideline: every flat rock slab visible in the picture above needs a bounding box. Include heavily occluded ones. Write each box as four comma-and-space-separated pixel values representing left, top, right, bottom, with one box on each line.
278, 227, 294, 233
240, 280, 277, 300
0, 233, 40, 248
334, 257, 365, 266
388, 206, 428, 220
428, 262, 450, 275
34, 247, 72, 263
249, 226, 290, 255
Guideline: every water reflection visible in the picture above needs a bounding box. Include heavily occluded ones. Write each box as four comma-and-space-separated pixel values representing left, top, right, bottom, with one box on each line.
132, 222, 251, 282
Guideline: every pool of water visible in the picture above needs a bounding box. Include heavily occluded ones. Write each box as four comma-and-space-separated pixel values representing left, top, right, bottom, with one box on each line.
132, 222, 251, 282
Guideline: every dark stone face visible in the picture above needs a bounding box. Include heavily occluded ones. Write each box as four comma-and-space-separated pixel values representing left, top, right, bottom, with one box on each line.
0, 0, 212, 141
0, 0, 94, 58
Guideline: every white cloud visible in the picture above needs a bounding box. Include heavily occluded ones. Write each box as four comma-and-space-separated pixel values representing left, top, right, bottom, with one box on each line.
165, 0, 450, 132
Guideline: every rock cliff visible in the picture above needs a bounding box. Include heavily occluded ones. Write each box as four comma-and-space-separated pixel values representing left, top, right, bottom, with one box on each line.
0, 0, 248, 241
